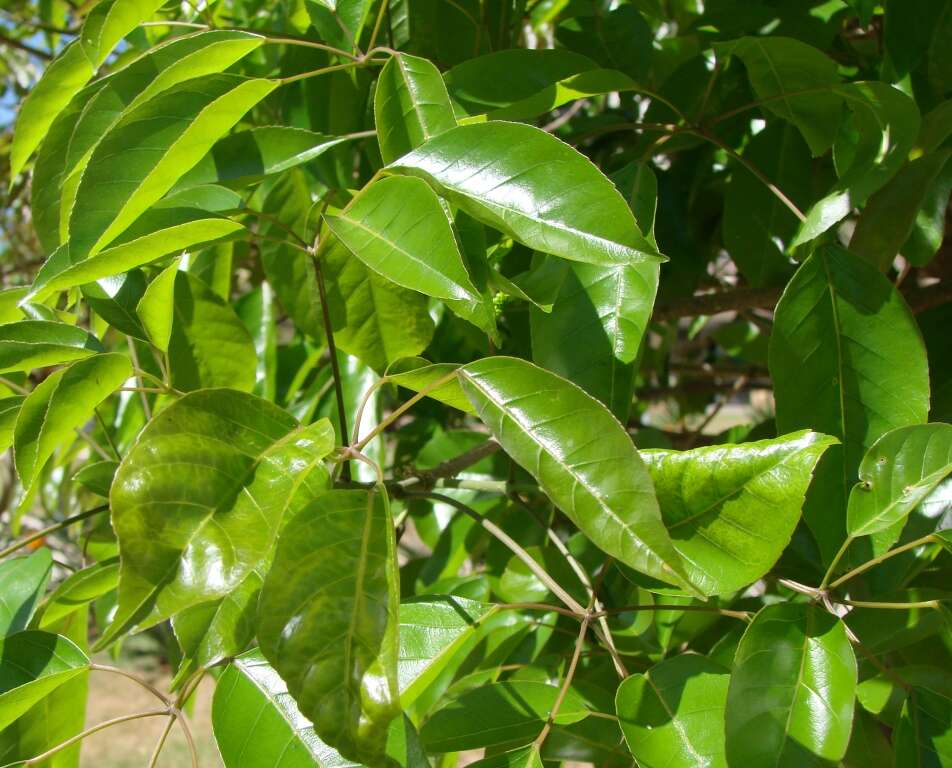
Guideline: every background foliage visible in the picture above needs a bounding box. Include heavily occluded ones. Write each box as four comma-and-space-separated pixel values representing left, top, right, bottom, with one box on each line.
0, 0, 950, 766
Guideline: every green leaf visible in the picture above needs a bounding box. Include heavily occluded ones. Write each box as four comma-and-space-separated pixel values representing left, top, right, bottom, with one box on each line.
385, 358, 473, 414
795, 82, 921, 245
374, 52, 457, 164
14, 353, 131, 500
0, 631, 88, 732
725, 603, 857, 767
464, 746, 542, 768
34, 31, 263, 251
258, 489, 401, 765
325, 176, 480, 302
723, 123, 810, 286
136, 259, 181, 353
642, 430, 836, 596
11, 43, 95, 181
27, 210, 245, 301
236, 283, 278, 401
388, 122, 663, 267
894, 671, 952, 767
82, 270, 149, 340
37, 557, 119, 630
0, 549, 53, 636
11, 0, 171, 178
715, 36, 842, 156
0, 396, 24, 453
444, 49, 597, 118
458, 356, 697, 593
848, 423, 952, 538
319, 232, 435, 372
769, 245, 930, 561
166, 271, 258, 392
306, 0, 372, 51
99, 392, 334, 648
616, 653, 729, 768
72, 460, 118, 497
174, 126, 356, 190
851, 150, 952, 270
170, 571, 262, 690
213, 649, 360, 768
0, 321, 101, 374
420, 681, 589, 752
397, 595, 494, 706
70, 74, 276, 258
213, 650, 429, 768
79, 0, 166, 68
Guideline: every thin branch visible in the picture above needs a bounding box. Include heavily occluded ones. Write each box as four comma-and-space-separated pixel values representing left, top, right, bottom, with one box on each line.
534, 603, 592, 749
0, 505, 109, 559
89, 664, 170, 706
5, 710, 168, 767
828, 533, 940, 590
397, 439, 501, 488
354, 370, 460, 451
312, 251, 350, 481
366, 0, 389, 52
0, 31, 52, 59
413, 492, 587, 615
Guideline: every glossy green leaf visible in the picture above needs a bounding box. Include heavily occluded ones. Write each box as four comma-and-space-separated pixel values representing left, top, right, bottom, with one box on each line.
444, 49, 597, 118
10, 0, 156, 181
213, 650, 429, 768
325, 176, 480, 302
388, 122, 662, 267
0, 396, 24, 453
70, 74, 276, 258
769, 245, 930, 561
616, 654, 729, 768
14, 353, 131, 500
258, 489, 401, 764
82, 270, 148, 340
213, 649, 359, 768
37, 31, 264, 250
852, 151, 952, 270
375, 52, 457, 164
10, 43, 95, 181
11, 0, 171, 178
894, 671, 952, 767
848, 423, 952, 538
72, 460, 118, 497
723, 123, 810, 286
306, 0, 372, 51
398, 595, 494, 706
99, 391, 334, 648
795, 82, 921, 245
0, 549, 53, 636
27, 211, 245, 301
385, 358, 473, 414
0, 321, 101, 374
237, 283, 278, 401
166, 271, 257, 392
725, 603, 857, 767
643, 430, 836, 596
458, 356, 697, 593
37, 557, 119, 630
170, 571, 262, 690
0, 631, 88, 731
529, 158, 657, 421
319, 232, 435, 372
421, 681, 588, 752
136, 259, 180, 353
716, 36, 842, 156
174, 126, 356, 190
